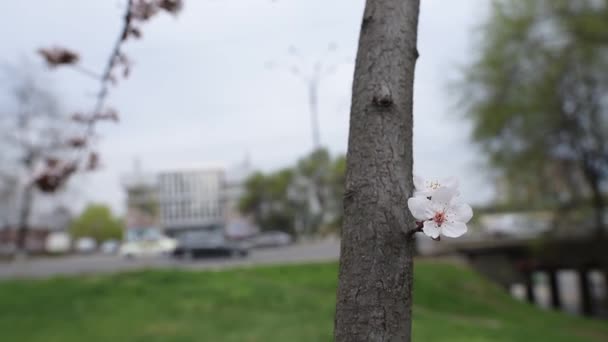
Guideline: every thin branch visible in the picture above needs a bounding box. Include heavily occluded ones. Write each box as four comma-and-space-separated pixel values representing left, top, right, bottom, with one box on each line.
70, 64, 103, 80
93, 0, 133, 116
73, 0, 134, 161
32, 0, 183, 192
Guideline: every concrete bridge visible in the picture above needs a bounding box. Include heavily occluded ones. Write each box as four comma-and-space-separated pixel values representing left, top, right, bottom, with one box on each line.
431, 236, 608, 318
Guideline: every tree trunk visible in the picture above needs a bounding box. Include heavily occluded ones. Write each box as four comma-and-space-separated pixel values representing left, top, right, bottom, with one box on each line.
334, 1, 420, 341
15, 183, 34, 256
583, 164, 605, 238
590, 177, 605, 238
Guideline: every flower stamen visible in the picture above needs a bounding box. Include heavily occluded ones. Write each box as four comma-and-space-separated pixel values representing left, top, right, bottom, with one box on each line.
433, 211, 446, 227
428, 180, 441, 190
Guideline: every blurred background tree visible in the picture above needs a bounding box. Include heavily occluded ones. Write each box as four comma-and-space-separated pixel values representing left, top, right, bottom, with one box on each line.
239, 169, 297, 235
325, 154, 346, 234
459, 0, 608, 236
239, 148, 345, 238
0, 64, 78, 254
70, 204, 123, 243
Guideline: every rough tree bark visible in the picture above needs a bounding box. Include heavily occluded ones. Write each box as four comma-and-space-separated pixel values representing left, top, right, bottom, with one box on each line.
334, 1, 420, 341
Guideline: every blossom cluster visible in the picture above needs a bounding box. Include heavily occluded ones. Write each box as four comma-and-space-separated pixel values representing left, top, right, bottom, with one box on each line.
407, 176, 473, 240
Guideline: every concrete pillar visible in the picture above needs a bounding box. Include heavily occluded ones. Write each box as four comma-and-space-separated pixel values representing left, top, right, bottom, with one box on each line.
602, 269, 608, 317
547, 269, 561, 309
524, 271, 536, 304
578, 268, 593, 316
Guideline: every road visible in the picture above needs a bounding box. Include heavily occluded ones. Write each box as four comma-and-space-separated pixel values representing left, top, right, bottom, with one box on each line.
0, 239, 340, 280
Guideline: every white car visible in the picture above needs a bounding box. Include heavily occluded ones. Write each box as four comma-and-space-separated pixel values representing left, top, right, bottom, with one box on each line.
75, 237, 97, 253
45, 232, 72, 254
119, 228, 177, 259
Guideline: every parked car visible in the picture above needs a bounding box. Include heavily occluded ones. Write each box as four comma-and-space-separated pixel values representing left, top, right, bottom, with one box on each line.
100, 240, 120, 254
249, 231, 293, 248
119, 228, 177, 259
173, 225, 249, 259
45, 232, 71, 254
75, 237, 97, 253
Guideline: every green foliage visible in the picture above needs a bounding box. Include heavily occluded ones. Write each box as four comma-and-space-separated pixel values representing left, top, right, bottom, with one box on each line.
296, 148, 330, 179
325, 155, 346, 233
0, 261, 606, 341
459, 0, 608, 208
240, 149, 346, 237
69, 204, 124, 242
239, 169, 296, 234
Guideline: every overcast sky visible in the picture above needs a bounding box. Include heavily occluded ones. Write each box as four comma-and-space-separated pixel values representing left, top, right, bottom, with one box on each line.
1, 0, 493, 215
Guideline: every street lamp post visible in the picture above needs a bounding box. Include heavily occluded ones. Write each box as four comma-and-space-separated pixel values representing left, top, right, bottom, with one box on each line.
268, 44, 343, 237
272, 43, 339, 151
308, 76, 321, 150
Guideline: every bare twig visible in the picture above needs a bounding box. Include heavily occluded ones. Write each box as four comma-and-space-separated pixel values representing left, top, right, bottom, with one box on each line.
93, 0, 134, 117
66, 0, 135, 176
70, 64, 103, 81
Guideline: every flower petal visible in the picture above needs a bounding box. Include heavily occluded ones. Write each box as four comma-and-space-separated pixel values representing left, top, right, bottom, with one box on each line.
415, 190, 433, 198
407, 197, 433, 221
441, 176, 459, 190
422, 221, 440, 239
413, 175, 426, 191
430, 186, 456, 206
450, 203, 473, 223
442, 221, 468, 238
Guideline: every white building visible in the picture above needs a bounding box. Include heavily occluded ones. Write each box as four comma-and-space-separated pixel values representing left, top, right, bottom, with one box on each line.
158, 167, 225, 235
224, 157, 259, 238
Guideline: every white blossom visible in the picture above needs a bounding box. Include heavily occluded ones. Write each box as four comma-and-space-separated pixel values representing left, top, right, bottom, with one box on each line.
413, 175, 459, 198
407, 186, 472, 239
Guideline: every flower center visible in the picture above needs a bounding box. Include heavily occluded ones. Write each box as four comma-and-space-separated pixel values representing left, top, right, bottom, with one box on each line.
428, 180, 441, 190
433, 211, 446, 227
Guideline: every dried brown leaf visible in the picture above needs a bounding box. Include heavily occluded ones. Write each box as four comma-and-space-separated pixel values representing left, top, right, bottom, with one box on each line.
67, 137, 87, 148
38, 47, 80, 67
131, 0, 159, 21
156, 0, 183, 14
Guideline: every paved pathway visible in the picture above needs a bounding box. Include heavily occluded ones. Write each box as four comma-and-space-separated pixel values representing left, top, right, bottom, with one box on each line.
0, 240, 341, 280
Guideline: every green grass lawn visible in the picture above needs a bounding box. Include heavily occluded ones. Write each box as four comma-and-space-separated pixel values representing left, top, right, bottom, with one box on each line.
0, 261, 606, 342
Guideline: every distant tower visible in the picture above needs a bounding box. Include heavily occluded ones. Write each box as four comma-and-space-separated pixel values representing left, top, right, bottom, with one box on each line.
133, 158, 142, 175
122, 157, 159, 230
243, 151, 251, 170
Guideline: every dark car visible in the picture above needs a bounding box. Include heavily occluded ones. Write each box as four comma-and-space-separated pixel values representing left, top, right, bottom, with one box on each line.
173, 225, 249, 259
249, 231, 293, 249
